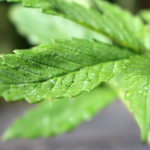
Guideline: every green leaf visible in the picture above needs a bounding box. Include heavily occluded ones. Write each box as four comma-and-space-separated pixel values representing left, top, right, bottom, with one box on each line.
2, 86, 116, 140
3, 0, 146, 53
139, 10, 150, 50
121, 57, 150, 142
139, 10, 150, 24
94, 1, 145, 53
148, 130, 150, 145
0, 38, 135, 103
122, 57, 150, 75
9, 4, 111, 45
144, 26, 150, 51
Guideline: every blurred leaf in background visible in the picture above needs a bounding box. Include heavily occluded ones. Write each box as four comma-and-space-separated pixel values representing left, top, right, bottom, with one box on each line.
139, 10, 150, 51
9, 4, 111, 45
2, 86, 116, 140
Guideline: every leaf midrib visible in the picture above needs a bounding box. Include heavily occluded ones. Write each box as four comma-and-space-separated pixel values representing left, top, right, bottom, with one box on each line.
0, 60, 118, 86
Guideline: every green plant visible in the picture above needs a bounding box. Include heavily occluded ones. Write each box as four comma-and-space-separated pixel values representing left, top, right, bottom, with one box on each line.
1, 0, 150, 145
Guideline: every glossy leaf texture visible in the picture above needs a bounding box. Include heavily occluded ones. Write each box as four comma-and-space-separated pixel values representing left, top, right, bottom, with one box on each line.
2, 86, 116, 140
0, 38, 135, 103
2, 0, 146, 53
121, 57, 150, 142
9, 4, 111, 45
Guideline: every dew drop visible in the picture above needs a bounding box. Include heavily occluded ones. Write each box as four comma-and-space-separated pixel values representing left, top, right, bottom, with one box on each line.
42, 114, 51, 126
143, 92, 147, 96
83, 110, 92, 121
69, 117, 75, 123
125, 92, 132, 99
83, 81, 88, 84
138, 90, 142, 94
30, 87, 34, 90
50, 79, 55, 85
34, 4, 41, 8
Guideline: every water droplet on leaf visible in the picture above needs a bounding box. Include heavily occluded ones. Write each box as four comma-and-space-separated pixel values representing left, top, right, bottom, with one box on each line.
42, 114, 51, 126
83, 110, 92, 121
69, 117, 75, 123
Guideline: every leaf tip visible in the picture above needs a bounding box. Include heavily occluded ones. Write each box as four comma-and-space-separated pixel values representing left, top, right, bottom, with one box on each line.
141, 131, 147, 144
0, 54, 4, 61
13, 50, 19, 54
1, 129, 13, 141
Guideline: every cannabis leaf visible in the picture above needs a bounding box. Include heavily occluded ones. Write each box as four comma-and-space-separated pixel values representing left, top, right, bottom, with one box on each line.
148, 130, 150, 145
2, 0, 145, 53
139, 10, 150, 24
0, 38, 135, 103
1, 0, 149, 143
120, 57, 150, 142
144, 26, 150, 51
9, 4, 111, 45
2, 86, 116, 140
139, 10, 150, 51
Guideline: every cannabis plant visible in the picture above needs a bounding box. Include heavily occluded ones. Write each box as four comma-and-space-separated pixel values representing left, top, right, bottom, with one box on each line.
1, 0, 150, 146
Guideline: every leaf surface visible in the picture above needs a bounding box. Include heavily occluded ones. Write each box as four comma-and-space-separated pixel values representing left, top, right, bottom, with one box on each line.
2, 86, 116, 140
0, 38, 134, 103
144, 26, 150, 51
121, 57, 150, 142
138, 10, 150, 51
139, 10, 150, 24
9, 4, 111, 45
2, 0, 146, 53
